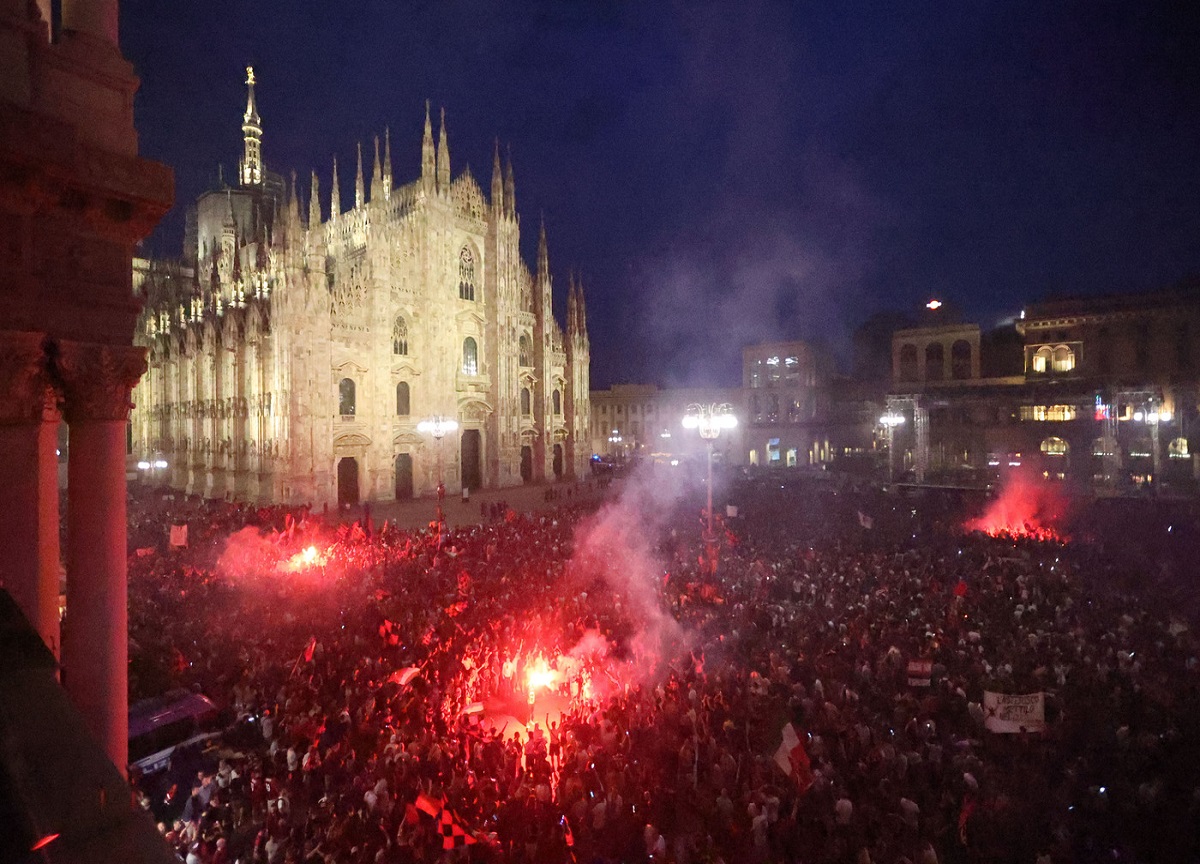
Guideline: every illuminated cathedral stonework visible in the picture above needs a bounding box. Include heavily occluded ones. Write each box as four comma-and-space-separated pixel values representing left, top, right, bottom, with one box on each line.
132, 70, 591, 506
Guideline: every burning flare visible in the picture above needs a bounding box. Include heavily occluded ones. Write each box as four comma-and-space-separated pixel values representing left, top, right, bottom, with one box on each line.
279, 544, 328, 572
526, 657, 558, 694
965, 472, 1066, 542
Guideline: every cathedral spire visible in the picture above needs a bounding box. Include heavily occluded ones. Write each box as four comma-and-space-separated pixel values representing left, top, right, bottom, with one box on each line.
240, 66, 263, 187
354, 141, 365, 209
309, 170, 321, 228
370, 135, 382, 203
421, 101, 435, 192
222, 189, 236, 238
491, 138, 504, 214
383, 126, 392, 190
504, 146, 516, 218
436, 107, 450, 194
578, 277, 589, 341
286, 170, 301, 235
537, 215, 550, 283
567, 273, 578, 336
330, 155, 341, 217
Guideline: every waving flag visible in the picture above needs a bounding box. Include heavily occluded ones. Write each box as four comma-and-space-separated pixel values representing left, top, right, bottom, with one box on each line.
774, 722, 814, 794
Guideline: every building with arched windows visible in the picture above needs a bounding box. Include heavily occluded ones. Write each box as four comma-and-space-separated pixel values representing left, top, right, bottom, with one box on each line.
885, 288, 1200, 490
131, 72, 591, 506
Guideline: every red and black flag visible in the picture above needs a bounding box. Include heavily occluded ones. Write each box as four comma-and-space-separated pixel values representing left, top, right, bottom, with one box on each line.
439, 808, 478, 850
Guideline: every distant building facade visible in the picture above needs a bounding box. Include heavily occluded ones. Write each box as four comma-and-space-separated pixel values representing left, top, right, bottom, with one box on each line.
887, 288, 1200, 490
589, 384, 744, 464
132, 72, 591, 506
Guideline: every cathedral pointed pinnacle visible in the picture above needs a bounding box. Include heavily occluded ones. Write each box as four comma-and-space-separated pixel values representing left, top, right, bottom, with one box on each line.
537, 216, 550, 283
330, 155, 341, 217
370, 135, 382, 203
578, 278, 589, 341
287, 170, 300, 229
421, 101, 435, 191
222, 190, 236, 232
354, 141, 365, 209
567, 274, 578, 335
504, 146, 516, 218
240, 66, 263, 186
309, 170, 321, 228
383, 127, 392, 180
436, 106, 450, 195
491, 138, 504, 213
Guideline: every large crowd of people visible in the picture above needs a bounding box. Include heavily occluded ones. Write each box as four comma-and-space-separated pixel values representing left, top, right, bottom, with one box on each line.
112, 469, 1200, 864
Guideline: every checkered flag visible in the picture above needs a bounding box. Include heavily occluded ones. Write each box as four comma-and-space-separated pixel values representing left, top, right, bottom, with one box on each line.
440, 808, 478, 850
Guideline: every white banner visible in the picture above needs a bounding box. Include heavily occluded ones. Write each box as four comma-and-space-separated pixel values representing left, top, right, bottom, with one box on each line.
907, 659, 932, 687
983, 691, 1045, 733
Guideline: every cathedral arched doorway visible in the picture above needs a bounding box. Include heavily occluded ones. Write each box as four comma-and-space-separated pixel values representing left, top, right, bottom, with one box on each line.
337, 457, 360, 507
520, 446, 533, 483
461, 430, 482, 492
552, 444, 564, 479
394, 453, 413, 500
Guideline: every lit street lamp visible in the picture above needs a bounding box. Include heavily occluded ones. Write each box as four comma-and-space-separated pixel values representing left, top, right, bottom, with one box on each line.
607, 429, 624, 460
417, 416, 458, 528
1133, 405, 1171, 495
682, 403, 737, 573
880, 411, 905, 482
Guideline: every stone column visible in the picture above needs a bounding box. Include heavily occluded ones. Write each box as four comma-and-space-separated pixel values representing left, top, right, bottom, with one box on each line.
57, 340, 146, 773
61, 0, 119, 47
0, 330, 62, 659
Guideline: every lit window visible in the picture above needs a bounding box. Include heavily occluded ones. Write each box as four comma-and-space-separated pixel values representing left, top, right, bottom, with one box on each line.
1052, 345, 1075, 373
462, 337, 478, 375
1092, 437, 1118, 457
1020, 405, 1076, 422
1169, 437, 1189, 459
1039, 436, 1068, 456
1031, 346, 1051, 374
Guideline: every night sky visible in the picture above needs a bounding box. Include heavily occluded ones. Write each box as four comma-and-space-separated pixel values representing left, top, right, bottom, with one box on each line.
122, 0, 1200, 388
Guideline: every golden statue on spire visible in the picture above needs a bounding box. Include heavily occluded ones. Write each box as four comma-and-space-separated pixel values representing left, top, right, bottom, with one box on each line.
246, 66, 255, 86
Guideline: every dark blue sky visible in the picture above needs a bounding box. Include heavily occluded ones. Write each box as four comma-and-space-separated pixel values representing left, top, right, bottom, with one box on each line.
123, 0, 1200, 388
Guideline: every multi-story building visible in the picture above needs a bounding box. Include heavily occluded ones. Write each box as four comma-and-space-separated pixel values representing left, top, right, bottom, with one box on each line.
887, 287, 1200, 490
589, 384, 744, 464
742, 340, 842, 467
131, 71, 591, 506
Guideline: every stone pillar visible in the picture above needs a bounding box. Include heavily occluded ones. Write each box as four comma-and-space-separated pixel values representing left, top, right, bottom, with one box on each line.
0, 330, 62, 659
61, 0, 119, 47
57, 340, 146, 773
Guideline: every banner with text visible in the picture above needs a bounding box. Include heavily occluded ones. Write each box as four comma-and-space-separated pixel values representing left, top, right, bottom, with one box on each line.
983, 691, 1045, 733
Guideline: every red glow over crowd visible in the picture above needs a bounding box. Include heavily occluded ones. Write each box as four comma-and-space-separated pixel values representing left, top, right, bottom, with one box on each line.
119, 472, 1199, 864
963, 473, 1067, 542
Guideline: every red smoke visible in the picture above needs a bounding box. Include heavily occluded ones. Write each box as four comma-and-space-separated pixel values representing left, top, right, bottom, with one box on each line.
965, 471, 1068, 541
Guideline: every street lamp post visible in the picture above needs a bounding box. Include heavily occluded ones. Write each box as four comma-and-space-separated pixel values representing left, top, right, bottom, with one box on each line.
607, 429, 623, 460
417, 416, 458, 529
682, 403, 737, 573
880, 411, 905, 482
1134, 404, 1170, 495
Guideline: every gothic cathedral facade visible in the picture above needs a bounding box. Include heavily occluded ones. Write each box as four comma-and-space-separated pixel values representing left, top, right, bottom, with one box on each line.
131, 70, 592, 506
